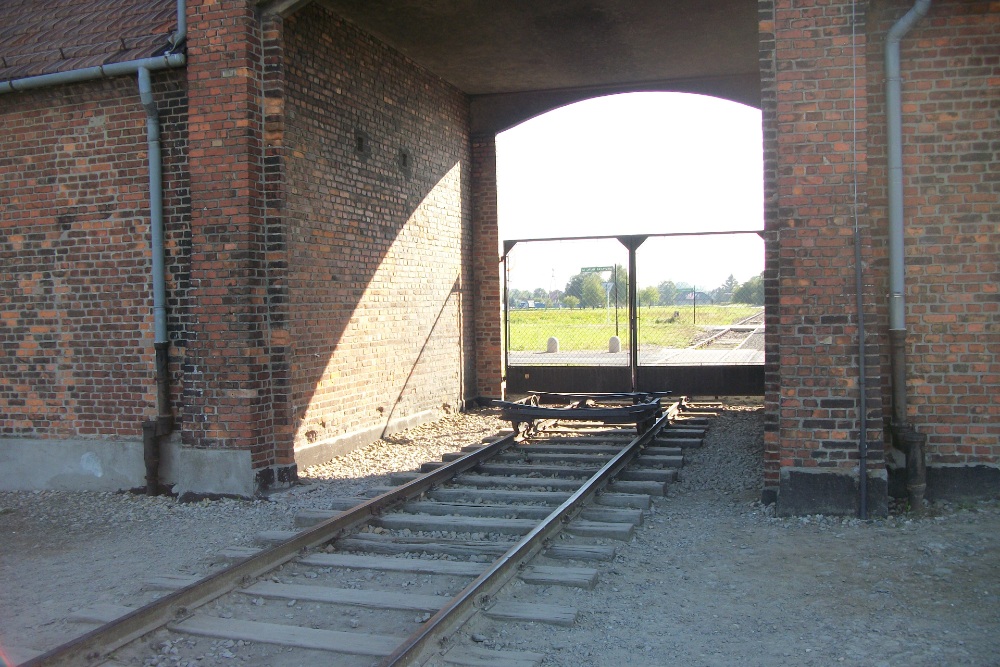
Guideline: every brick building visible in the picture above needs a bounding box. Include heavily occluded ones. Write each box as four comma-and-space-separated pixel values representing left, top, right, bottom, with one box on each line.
761, 0, 998, 514
0, 0, 996, 513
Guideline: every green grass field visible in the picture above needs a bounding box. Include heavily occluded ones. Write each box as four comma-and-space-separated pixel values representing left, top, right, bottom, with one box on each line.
507, 304, 761, 352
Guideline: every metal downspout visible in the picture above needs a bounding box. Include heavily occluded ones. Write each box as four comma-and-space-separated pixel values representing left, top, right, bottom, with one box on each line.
0, 0, 187, 494
139, 67, 174, 495
169, 0, 188, 52
139, 68, 168, 352
886, 0, 932, 509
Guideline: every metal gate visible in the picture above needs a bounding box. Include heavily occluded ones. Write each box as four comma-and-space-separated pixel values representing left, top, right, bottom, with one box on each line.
503, 231, 765, 396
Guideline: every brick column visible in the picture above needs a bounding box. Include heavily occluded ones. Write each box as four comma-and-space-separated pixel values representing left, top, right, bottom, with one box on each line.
260, 13, 293, 475
183, 1, 275, 475
759, 0, 781, 504
767, 0, 887, 516
471, 135, 504, 399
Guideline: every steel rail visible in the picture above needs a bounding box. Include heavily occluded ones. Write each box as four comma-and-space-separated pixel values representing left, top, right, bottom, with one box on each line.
378, 401, 680, 666
20, 432, 517, 667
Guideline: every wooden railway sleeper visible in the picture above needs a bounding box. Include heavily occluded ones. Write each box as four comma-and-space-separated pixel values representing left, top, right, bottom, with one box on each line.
378, 406, 678, 666
31, 403, 691, 667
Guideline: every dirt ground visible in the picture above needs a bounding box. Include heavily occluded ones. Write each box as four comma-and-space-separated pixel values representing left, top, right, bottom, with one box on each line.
1, 405, 998, 667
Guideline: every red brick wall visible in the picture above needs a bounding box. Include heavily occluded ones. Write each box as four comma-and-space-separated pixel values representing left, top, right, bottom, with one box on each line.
867, 0, 1000, 466
763, 0, 888, 510
183, 0, 275, 468
280, 6, 475, 457
759, 0, 781, 497
472, 136, 504, 399
762, 0, 998, 511
261, 13, 293, 467
0, 73, 189, 439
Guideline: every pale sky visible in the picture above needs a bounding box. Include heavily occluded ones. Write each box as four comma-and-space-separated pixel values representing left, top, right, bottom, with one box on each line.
496, 92, 764, 293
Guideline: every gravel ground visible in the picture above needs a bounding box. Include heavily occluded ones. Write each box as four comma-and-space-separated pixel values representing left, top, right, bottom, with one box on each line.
452, 402, 1000, 667
2, 401, 999, 667
0, 410, 509, 662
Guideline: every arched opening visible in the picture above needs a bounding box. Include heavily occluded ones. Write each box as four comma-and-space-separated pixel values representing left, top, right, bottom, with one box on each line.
498, 92, 762, 238
495, 93, 765, 396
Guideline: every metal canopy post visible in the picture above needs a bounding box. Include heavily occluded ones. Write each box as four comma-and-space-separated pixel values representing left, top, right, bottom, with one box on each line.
502, 240, 519, 388
618, 235, 647, 393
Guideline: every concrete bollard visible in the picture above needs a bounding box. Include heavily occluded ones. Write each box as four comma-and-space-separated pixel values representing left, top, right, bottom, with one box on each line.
547, 337, 559, 353
609, 336, 621, 353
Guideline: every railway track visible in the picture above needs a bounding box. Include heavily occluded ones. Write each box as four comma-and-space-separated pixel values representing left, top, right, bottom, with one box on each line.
689, 308, 764, 351
20, 397, 716, 667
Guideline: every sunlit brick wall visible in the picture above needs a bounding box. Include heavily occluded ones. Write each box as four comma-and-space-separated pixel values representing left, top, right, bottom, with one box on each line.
0, 73, 189, 439
280, 6, 474, 461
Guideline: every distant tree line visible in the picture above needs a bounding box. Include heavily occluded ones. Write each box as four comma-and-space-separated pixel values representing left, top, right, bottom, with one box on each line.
508, 272, 764, 309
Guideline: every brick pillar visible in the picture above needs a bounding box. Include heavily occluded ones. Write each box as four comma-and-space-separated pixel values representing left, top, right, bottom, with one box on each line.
471, 135, 504, 399
183, 1, 275, 475
758, 1, 781, 504
261, 13, 293, 474
766, 0, 887, 516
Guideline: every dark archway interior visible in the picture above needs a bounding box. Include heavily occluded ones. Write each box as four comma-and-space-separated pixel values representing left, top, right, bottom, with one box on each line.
305, 0, 760, 131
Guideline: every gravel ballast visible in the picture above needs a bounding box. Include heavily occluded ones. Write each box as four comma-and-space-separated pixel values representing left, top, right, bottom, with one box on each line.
1, 401, 998, 666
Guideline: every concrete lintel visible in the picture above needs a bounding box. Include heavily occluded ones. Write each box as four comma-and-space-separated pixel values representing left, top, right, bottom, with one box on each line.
777, 467, 889, 518
470, 72, 762, 135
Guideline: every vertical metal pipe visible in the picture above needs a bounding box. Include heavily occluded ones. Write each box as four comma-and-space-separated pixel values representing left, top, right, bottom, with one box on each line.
628, 247, 638, 393
885, 0, 932, 510
139, 67, 173, 494
613, 263, 619, 337
138, 68, 168, 346
886, 0, 932, 333
885, 0, 931, 429
172, 0, 187, 51
502, 247, 511, 391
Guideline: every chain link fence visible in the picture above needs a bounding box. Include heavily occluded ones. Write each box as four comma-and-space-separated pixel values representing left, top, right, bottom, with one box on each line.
504, 232, 764, 367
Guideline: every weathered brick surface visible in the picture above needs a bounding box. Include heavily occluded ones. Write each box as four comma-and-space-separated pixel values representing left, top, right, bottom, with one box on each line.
867, 0, 1000, 465
0, 72, 189, 438
764, 0, 998, 507
471, 136, 504, 399
759, 0, 781, 495
280, 6, 475, 455
764, 0, 886, 492
3, 1, 994, 503
261, 13, 293, 465
182, 0, 274, 466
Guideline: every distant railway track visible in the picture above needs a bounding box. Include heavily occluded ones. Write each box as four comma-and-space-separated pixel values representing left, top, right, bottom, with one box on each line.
21, 397, 716, 667
690, 308, 764, 351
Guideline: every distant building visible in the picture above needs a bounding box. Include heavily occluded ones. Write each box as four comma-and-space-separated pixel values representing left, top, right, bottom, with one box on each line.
675, 289, 714, 305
